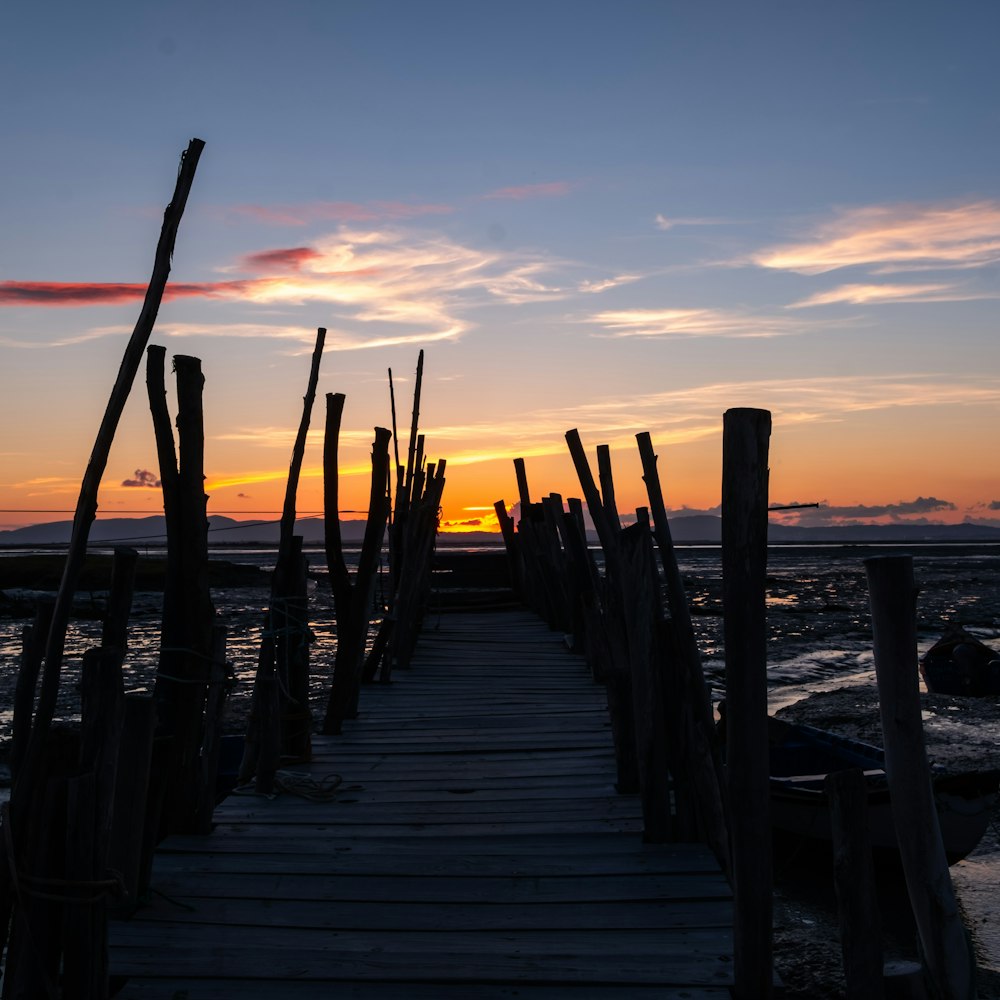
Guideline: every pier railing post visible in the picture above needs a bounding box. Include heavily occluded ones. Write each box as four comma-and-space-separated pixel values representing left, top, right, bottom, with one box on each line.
722, 406, 773, 1000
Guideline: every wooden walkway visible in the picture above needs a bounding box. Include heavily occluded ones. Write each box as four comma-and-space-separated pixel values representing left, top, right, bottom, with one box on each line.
109, 609, 734, 997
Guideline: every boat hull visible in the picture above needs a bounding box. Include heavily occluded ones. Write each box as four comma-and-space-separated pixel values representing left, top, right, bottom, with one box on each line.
768, 720, 998, 865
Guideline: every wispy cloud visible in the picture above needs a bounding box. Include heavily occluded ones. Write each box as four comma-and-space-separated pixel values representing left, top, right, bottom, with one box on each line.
787, 281, 999, 308
587, 307, 801, 339
578, 274, 642, 294
217, 200, 454, 226
464, 372, 1000, 457
654, 214, 733, 231
483, 181, 573, 201
753, 200, 1000, 275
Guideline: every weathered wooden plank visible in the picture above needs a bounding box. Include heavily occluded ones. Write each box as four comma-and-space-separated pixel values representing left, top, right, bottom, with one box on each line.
143, 870, 729, 902
126, 896, 733, 931
119, 980, 733, 999
113, 935, 736, 986
151, 849, 724, 878
158, 832, 719, 862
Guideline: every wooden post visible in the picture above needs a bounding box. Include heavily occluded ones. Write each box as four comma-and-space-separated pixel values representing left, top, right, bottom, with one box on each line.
865, 555, 976, 1000
636, 430, 730, 875
722, 406, 773, 999
101, 545, 138, 657
193, 625, 231, 833
275, 328, 325, 760
513, 457, 532, 514
826, 768, 886, 1000
3, 141, 204, 935
323, 423, 392, 733
152, 353, 217, 834
565, 430, 618, 559
493, 499, 522, 598
618, 523, 671, 841
402, 350, 425, 518
596, 444, 621, 531
540, 494, 572, 631
384, 460, 446, 678
564, 429, 638, 793
108, 694, 156, 914
241, 330, 325, 785
10, 599, 54, 782
63, 645, 126, 999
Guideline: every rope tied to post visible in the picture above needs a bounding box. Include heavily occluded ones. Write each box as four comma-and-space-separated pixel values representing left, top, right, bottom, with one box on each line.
2, 802, 126, 905
156, 647, 235, 686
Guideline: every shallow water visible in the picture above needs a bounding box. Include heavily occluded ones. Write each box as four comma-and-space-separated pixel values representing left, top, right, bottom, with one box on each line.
2, 543, 999, 741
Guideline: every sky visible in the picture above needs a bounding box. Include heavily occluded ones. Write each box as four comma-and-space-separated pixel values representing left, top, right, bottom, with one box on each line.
2, 1, 999, 534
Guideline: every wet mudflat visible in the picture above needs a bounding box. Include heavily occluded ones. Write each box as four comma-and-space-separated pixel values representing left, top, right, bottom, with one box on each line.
2, 543, 999, 995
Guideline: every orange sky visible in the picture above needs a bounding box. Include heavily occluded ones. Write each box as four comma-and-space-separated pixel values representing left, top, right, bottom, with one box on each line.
3, 6, 999, 536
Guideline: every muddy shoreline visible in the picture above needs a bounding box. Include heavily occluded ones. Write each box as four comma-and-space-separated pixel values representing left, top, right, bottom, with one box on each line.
2, 545, 999, 996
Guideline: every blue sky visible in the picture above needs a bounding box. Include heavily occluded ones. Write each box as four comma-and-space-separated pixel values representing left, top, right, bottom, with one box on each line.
2, 1, 999, 531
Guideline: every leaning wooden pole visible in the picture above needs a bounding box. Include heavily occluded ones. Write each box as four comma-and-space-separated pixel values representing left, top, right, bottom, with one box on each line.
265, 328, 326, 768
14, 138, 204, 795
279, 328, 326, 549
0, 141, 204, 960
636, 431, 730, 875
401, 349, 425, 520
866, 555, 976, 1000
721, 407, 773, 1000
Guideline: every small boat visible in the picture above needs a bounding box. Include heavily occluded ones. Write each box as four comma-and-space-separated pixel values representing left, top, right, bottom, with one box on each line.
768, 718, 998, 864
920, 626, 1000, 696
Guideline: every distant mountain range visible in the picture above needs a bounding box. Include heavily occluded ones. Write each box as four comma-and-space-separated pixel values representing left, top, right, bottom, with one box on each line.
3, 513, 1000, 547
0, 515, 365, 547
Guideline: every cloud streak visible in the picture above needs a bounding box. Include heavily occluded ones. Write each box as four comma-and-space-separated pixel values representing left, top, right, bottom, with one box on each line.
424, 372, 1000, 468
787, 282, 999, 308
0, 281, 249, 306
587, 307, 802, 339
483, 181, 573, 201
753, 200, 1000, 275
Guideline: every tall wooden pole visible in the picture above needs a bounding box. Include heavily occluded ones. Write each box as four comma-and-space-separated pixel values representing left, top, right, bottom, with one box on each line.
722, 407, 773, 999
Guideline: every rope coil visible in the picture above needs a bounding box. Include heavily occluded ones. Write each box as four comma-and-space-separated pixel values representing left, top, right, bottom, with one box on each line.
232, 770, 343, 802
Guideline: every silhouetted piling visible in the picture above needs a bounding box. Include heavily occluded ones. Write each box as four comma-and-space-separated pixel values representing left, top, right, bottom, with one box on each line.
721, 406, 773, 1000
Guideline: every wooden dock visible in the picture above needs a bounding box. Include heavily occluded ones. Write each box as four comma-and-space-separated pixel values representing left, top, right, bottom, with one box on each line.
109, 608, 734, 997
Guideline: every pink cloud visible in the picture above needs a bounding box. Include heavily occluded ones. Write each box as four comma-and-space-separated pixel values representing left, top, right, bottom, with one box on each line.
238, 247, 321, 273
483, 181, 573, 201
0, 279, 254, 306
